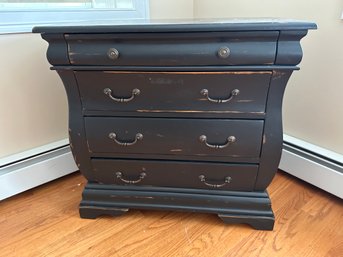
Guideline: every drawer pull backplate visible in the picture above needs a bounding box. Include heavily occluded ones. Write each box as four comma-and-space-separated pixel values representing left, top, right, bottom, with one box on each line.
104, 88, 140, 103
115, 171, 146, 184
199, 175, 232, 188
108, 132, 143, 146
199, 135, 236, 149
217, 46, 231, 59
107, 48, 119, 60
200, 88, 240, 103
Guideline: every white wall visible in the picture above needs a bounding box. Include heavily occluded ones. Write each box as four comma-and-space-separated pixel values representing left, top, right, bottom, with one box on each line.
150, 0, 193, 19
0, 33, 68, 159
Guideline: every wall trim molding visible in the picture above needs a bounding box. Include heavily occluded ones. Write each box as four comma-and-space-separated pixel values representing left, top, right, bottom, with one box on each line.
280, 134, 343, 199
0, 142, 77, 200
0, 138, 69, 167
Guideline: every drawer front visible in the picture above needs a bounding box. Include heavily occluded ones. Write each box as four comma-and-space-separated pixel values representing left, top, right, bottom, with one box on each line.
92, 159, 258, 191
66, 32, 278, 66
85, 117, 264, 159
76, 71, 271, 114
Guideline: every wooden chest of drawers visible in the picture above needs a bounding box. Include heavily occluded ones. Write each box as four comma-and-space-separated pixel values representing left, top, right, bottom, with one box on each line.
34, 19, 316, 230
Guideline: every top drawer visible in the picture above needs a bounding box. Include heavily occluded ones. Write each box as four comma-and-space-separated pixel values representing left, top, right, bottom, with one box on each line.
65, 31, 278, 66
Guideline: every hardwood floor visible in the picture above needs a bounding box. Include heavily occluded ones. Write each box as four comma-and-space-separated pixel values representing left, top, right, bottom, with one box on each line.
0, 171, 342, 257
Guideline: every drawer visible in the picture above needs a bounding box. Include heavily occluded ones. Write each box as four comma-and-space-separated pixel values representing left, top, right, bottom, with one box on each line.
92, 159, 258, 191
76, 71, 271, 114
66, 32, 278, 66
85, 117, 264, 159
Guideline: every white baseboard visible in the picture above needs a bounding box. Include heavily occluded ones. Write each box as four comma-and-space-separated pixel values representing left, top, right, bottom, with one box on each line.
280, 134, 343, 199
0, 140, 78, 200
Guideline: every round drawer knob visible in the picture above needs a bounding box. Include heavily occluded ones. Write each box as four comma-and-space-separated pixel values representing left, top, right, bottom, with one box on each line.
107, 48, 119, 60
217, 46, 230, 59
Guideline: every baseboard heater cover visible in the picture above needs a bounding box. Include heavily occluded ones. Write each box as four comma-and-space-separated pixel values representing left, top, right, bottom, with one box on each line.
0, 142, 78, 200
280, 135, 343, 199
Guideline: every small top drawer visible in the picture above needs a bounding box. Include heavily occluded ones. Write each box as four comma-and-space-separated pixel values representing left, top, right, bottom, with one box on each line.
65, 31, 278, 66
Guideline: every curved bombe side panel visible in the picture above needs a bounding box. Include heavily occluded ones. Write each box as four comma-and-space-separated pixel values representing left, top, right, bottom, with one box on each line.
254, 70, 293, 190
57, 70, 96, 181
42, 34, 95, 179
254, 30, 309, 190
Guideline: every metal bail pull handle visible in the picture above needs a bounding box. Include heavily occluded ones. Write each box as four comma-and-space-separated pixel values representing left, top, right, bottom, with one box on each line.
115, 172, 147, 184
199, 135, 236, 149
198, 175, 232, 188
109, 132, 143, 146
104, 88, 140, 103
200, 88, 240, 103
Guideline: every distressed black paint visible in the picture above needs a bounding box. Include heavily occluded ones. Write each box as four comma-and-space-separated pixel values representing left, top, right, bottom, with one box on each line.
76, 71, 272, 114
34, 19, 316, 230
85, 117, 264, 159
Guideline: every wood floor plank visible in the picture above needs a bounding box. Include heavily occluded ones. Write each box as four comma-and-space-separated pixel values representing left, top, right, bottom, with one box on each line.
0, 171, 342, 257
